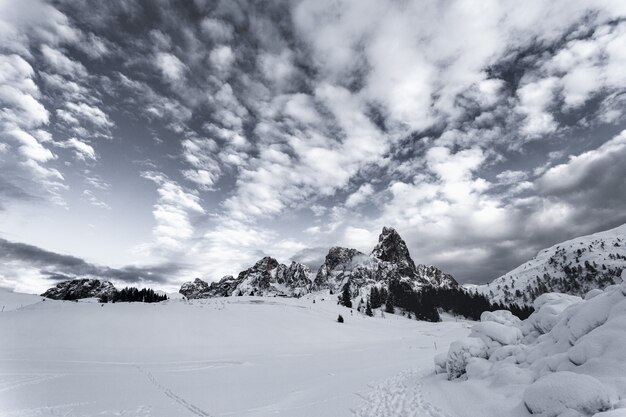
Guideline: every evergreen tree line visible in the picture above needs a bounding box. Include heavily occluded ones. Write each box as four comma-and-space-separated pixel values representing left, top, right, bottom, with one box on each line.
347, 281, 534, 323
419, 287, 534, 321
99, 287, 168, 303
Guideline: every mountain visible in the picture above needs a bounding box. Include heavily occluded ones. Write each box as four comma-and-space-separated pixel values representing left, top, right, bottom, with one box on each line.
315, 226, 458, 299
180, 258, 313, 298
470, 223, 626, 305
179, 278, 212, 299
181, 226, 457, 300
41, 278, 116, 300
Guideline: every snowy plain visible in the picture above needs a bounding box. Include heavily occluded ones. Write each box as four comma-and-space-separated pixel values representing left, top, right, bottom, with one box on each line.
0, 289, 471, 417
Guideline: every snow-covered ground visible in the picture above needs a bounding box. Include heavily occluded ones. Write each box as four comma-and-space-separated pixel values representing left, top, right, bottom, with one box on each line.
434, 272, 626, 417
0, 289, 471, 417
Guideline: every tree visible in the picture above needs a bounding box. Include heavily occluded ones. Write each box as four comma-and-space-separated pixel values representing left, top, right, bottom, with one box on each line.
384, 292, 394, 314
337, 314, 344, 323
339, 284, 352, 308
370, 287, 381, 309
365, 301, 373, 317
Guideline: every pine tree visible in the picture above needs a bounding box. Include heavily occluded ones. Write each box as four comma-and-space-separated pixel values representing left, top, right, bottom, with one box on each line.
384, 292, 394, 314
370, 287, 381, 309
337, 314, 344, 323
339, 284, 352, 308
365, 301, 373, 317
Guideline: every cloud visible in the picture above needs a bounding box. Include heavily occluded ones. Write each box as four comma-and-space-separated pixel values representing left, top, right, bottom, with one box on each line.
141, 172, 205, 252
2, 0, 626, 291
0, 54, 49, 128
0, 237, 182, 293
155, 52, 187, 84
536, 130, 626, 221
345, 183, 375, 208
209, 45, 235, 73
60, 138, 96, 161
517, 77, 559, 137
40, 44, 87, 78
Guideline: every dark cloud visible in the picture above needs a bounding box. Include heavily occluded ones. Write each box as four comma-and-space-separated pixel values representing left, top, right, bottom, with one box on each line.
0, 238, 181, 284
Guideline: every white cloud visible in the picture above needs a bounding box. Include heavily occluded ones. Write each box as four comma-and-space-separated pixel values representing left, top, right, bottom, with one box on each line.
209, 45, 235, 72
345, 183, 374, 208
517, 77, 559, 137
155, 52, 187, 83
60, 138, 96, 161
58, 102, 113, 130
200, 18, 234, 42
0, 54, 49, 128
40, 45, 87, 78
142, 172, 205, 252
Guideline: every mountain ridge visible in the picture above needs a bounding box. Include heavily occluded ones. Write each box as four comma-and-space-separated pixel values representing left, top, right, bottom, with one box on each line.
469, 223, 626, 305
180, 226, 458, 300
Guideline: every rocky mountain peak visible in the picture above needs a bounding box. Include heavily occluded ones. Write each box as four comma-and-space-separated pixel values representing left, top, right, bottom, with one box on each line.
41, 278, 117, 300
179, 278, 211, 299
325, 247, 365, 270
371, 226, 417, 276
251, 256, 280, 272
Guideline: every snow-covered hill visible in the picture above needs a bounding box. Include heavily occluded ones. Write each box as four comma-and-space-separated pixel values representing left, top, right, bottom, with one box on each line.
470, 223, 626, 305
0, 289, 469, 417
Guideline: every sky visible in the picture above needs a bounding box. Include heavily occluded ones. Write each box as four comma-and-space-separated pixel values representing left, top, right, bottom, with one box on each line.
1, 0, 626, 293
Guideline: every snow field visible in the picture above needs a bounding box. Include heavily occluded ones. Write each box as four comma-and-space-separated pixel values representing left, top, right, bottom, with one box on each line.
0, 291, 470, 417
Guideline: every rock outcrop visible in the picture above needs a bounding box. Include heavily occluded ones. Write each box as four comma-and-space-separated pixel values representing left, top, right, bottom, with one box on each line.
41, 278, 117, 300
179, 278, 212, 299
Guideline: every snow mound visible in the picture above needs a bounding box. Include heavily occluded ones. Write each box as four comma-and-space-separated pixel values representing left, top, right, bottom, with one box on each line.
523, 372, 610, 417
437, 284, 626, 414
480, 309, 521, 326
471, 321, 523, 346
445, 337, 488, 380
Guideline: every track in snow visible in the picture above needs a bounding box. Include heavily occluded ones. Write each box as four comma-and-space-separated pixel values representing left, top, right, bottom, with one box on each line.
353, 370, 453, 417
135, 365, 213, 417
0, 373, 65, 393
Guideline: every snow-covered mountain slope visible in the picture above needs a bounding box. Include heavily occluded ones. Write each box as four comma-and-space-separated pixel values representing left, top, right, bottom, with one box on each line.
0, 290, 470, 417
470, 223, 626, 305
0, 288, 44, 311
181, 226, 458, 301
432, 272, 626, 417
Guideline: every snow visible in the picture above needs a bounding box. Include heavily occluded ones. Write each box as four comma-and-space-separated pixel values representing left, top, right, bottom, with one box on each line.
0, 288, 45, 311
445, 337, 488, 380
523, 372, 611, 417
469, 223, 626, 305
433, 282, 626, 417
6, 275, 626, 417
0, 290, 471, 417
480, 310, 522, 326
470, 321, 523, 346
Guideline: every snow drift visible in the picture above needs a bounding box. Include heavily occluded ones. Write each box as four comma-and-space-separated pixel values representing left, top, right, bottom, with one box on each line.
437, 271, 626, 416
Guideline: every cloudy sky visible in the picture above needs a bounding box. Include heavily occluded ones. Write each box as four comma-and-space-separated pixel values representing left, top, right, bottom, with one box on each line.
1, 0, 625, 293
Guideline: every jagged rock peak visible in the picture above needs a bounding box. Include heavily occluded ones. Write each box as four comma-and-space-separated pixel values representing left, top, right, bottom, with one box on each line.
371, 227, 417, 275
324, 247, 365, 270
41, 278, 117, 300
248, 256, 280, 272
179, 278, 211, 299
